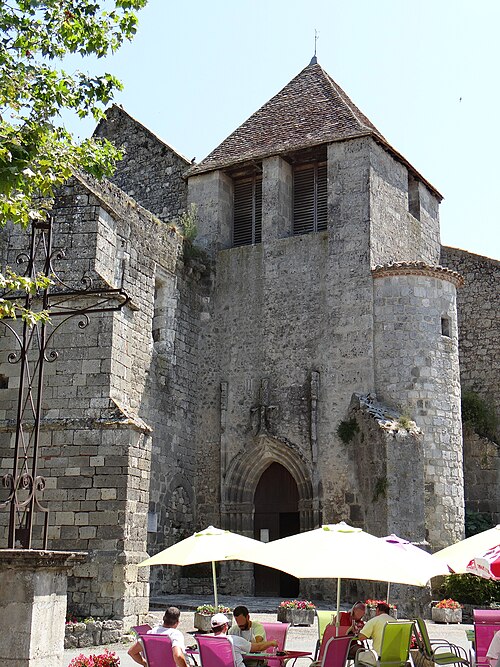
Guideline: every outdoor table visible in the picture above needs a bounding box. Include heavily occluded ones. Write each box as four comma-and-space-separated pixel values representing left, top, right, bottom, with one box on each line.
186, 648, 312, 667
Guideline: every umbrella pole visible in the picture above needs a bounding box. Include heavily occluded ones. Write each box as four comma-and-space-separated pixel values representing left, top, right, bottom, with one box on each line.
212, 561, 218, 609
336, 577, 341, 627
386, 581, 391, 604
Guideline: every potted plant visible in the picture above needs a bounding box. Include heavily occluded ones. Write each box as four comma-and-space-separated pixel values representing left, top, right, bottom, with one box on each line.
277, 600, 316, 626
365, 599, 398, 620
68, 649, 120, 667
431, 599, 462, 624
194, 604, 232, 633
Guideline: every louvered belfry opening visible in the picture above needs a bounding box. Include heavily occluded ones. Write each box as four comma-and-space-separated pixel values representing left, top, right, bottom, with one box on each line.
293, 162, 327, 235
233, 175, 263, 247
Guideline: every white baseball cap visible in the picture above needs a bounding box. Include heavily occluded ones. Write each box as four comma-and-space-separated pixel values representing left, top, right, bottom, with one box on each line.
211, 613, 229, 628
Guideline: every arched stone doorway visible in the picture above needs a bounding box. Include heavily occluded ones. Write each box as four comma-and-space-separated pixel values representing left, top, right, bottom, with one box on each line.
254, 462, 300, 596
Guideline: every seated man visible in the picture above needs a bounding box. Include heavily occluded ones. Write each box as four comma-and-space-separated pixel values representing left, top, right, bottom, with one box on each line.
337, 602, 366, 659
128, 606, 188, 667
487, 630, 500, 667
211, 613, 278, 667
356, 602, 395, 666
229, 605, 267, 667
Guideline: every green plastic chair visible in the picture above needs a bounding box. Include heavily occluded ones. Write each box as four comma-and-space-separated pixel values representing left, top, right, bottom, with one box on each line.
356, 621, 413, 667
315, 610, 338, 660
414, 618, 470, 667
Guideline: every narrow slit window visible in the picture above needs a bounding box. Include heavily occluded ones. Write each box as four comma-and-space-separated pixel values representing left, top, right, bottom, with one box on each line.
408, 172, 420, 220
233, 176, 262, 247
441, 316, 451, 338
293, 162, 327, 235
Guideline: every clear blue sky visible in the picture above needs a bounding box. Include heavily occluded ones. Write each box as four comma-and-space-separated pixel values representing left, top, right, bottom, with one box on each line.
67, 0, 499, 260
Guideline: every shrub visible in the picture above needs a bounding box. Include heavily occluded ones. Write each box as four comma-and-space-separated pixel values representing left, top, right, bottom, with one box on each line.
337, 419, 359, 444
440, 573, 500, 605
462, 390, 498, 443
465, 510, 494, 537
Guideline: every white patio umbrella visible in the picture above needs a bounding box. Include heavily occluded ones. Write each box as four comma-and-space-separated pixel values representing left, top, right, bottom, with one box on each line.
380, 534, 450, 602
229, 522, 445, 620
434, 524, 500, 575
138, 525, 265, 608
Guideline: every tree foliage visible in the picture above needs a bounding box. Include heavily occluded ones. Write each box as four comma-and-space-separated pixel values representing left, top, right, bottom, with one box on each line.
0, 0, 147, 228
0, 0, 147, 322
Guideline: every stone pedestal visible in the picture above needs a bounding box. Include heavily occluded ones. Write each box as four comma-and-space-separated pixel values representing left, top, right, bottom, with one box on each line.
0, 549, 87, 667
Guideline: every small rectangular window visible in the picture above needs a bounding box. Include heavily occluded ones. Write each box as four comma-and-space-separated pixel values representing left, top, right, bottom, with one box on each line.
408, 172, 420, 220
233, 176, 262, 247
441, 316, 451, 338
293, 163, 327, 235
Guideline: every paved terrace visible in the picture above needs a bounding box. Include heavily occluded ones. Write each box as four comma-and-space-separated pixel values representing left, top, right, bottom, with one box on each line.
64, 595, 473, 667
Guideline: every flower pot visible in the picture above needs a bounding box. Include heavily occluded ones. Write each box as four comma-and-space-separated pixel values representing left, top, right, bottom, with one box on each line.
365, 608, 398, 620
276, 608, 315, 626
193, 612, 232, 633
431, 607, 462, 624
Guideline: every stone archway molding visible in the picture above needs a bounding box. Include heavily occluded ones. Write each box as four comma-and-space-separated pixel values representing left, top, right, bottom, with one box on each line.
222, 435, 315, 533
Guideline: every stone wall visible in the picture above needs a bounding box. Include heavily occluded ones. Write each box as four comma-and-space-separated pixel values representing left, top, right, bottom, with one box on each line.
440, 246, 500, 439
94, 104, 190, 223
0, 173, 185, 623
440, 247, 500, 526
347, 393, 426, 540
369, 140, 441, 266
372, 266, 464, 548
145, 256, 213, 597
463, 430, 500, 525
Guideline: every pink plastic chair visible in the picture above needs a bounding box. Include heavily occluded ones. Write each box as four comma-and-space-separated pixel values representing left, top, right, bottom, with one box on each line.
317, 625, 350, 664
140, 634, 177, 667
197, 635, 237, 667
261, 622, 290, 667
133, 624, 153, 636
321, 636, 352, 667
474, 609, 500, 667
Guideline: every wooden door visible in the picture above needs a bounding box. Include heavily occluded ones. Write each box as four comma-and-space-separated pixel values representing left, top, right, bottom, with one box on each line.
254, 463, 299, 596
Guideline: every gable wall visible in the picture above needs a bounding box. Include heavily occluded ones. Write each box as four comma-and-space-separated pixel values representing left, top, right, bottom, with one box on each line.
94, 105, 189, 222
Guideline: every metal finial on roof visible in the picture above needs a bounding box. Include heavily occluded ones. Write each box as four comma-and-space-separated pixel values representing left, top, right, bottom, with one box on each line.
309, 28, 319, 64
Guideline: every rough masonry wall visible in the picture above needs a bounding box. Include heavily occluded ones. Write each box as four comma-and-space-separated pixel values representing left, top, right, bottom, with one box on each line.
0, 173, 185, 622
347, 393, 426, 540
440, 247, 500, 437
440, 246, 500, 523
145, 258, 212, 598
94, 105, 190, 223
463, 430, 500, 525
372, 272, 464, 548
189, 136, 380, 551
369, 141, 441, 266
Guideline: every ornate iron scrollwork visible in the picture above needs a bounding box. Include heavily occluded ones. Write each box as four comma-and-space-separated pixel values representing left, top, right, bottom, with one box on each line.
0, 214, 130, 549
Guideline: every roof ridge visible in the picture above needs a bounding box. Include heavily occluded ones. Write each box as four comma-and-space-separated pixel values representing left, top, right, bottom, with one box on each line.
319, 67, 385, 139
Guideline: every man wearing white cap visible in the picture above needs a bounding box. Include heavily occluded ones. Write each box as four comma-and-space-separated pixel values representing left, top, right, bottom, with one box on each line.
211, 613, 278, 667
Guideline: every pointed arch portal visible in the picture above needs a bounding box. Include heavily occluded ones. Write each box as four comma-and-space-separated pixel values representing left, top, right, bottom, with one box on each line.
222, 436, 316, 597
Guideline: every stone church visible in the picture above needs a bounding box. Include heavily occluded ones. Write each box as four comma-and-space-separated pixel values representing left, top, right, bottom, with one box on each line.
0, 59, 498, 624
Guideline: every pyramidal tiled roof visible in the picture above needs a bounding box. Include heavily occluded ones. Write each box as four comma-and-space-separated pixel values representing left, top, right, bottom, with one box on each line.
187, 61, 387, 177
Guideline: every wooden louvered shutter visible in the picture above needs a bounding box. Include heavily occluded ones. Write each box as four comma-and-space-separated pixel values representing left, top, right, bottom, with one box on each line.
293, 166, 315, 235
293, 163, 327, 234
233, 177, 262, 246
316, 163, 327, 231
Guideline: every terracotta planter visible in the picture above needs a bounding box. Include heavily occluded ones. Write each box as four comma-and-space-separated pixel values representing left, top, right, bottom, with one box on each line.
193, 613, 232, 633
276, 608, 315, 626
431, 607, 462, 624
